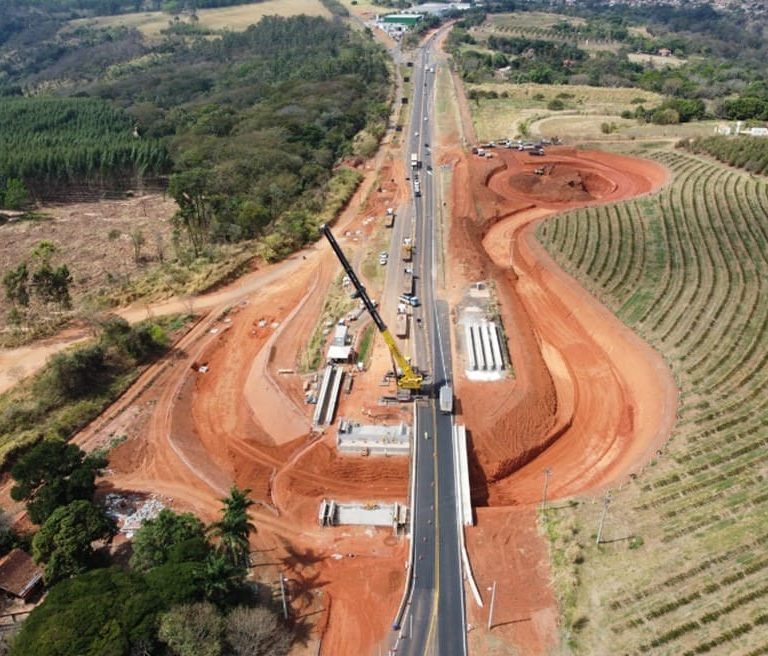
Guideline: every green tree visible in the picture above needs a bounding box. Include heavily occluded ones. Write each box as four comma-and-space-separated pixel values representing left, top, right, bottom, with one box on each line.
2, 178, 31, 210
31, 240, 56, 265
10, 440, 106, 525
99, 315, 168, 363
651, 108, 681, 125
43, 344, 107, 400
31, 500, 116, 584
2, 262, 30, 307
158, 602, 223, 656
224, 606, 291, 656
9, 567, 169, 656
169, 169, 213, 257
198, 552, 243, 606
208, 486, 255, 570
130, 509, 208, 572
31, 262, 72, 309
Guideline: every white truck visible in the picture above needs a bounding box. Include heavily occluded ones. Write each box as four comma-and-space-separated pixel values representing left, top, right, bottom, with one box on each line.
439, 384, 453, 414
410, 152, 420, 169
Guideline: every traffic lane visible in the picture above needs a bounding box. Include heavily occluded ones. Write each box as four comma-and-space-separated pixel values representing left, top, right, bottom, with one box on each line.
435, 409, 464, 656
404, 588, 434, 654
412, 403, 437, 590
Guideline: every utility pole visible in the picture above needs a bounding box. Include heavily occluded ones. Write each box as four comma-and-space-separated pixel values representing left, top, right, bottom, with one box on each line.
487, 581, 497, 630
279, 573, 288, 619
596, 492, 611, 545
542, 467, 552, 510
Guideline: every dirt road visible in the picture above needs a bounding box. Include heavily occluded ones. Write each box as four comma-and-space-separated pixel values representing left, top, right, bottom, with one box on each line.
447, 146, 677, 655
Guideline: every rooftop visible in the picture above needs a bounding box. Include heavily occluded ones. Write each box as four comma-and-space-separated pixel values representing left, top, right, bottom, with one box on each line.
0, 549, 43, 600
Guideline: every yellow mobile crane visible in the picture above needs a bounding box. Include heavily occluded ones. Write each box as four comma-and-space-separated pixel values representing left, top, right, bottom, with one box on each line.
320, 224, 424, 391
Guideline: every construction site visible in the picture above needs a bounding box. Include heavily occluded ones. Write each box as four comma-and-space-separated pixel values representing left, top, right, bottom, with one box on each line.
0, 21, 682, 656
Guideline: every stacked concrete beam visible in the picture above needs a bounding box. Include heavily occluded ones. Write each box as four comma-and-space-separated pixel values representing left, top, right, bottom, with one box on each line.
480, 323, 495, 370
464, 324, 477, 371
313, 366, 334, 425
314, 365, 343, 426
465, 321, 506, 372
471, 325, 486, 370
324, 367, 344, 425
488, 321, 505, 370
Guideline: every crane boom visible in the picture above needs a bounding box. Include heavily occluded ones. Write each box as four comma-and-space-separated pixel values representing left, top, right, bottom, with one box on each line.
320, 224, 423, 391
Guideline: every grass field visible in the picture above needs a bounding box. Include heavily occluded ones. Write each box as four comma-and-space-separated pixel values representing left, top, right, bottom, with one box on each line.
627, 52, 687, 69
68, 0, 330, 36
486, 12, 587, 30
537, 148, 768, 655
466, 83, 662, 141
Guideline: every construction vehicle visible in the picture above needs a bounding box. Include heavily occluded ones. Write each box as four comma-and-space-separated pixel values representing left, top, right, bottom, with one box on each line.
401, 237, 413, 262
410, 153, 420, 169
320, 224, 424, 391
395, 312, 408, 338
402, 269, 414, 296
439, 383, 453, 414
384, 208, 395, 228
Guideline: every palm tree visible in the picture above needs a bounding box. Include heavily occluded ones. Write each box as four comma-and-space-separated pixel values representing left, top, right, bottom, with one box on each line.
208, 486, 256, 570
198, 552, 242, 605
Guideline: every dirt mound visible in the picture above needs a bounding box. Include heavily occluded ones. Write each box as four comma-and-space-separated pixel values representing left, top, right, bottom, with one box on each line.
507, 164, 616, 203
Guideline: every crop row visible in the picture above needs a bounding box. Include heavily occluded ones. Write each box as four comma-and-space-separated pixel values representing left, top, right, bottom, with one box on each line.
538, 148, 768, 653
608, 532, 768, 610
638, 583, 768, 652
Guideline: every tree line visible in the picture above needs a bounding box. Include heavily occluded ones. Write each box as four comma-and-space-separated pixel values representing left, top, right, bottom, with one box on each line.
679, 136, 768, 176
1, 0, 268, 17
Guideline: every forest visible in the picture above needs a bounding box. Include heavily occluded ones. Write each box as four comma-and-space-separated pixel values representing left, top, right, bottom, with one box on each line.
448, 1, 768, 122
0, 97, 171, 198
0, 13, 389, 257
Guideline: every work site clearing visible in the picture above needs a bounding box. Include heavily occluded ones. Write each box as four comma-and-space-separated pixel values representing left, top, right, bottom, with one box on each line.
2, 142, 672, 655
0, 31, 683, 656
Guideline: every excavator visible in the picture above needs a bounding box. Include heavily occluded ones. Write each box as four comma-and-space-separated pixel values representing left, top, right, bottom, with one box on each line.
320, 224, 424, 392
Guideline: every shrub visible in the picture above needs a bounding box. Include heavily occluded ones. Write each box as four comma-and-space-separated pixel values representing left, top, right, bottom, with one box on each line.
547, 98, 566, 111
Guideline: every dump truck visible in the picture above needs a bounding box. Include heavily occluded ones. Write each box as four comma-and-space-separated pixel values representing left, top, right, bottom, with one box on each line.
384, 208, 395, 228
402, 269, 414, 296
401, 238, 413, 262
439, 383, 453, 414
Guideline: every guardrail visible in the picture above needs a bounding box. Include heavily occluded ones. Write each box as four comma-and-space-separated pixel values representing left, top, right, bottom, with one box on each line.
391, 402, 419, 631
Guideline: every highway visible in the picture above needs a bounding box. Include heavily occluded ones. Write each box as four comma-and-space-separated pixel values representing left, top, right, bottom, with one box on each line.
390, 25, 467, 656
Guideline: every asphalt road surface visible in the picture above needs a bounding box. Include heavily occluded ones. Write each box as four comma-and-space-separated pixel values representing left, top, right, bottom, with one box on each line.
391, 25, 467, 656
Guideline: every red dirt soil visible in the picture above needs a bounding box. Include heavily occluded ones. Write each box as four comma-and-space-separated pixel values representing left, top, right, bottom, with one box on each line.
62, 152, 414, 655
447, 146, 676, 654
